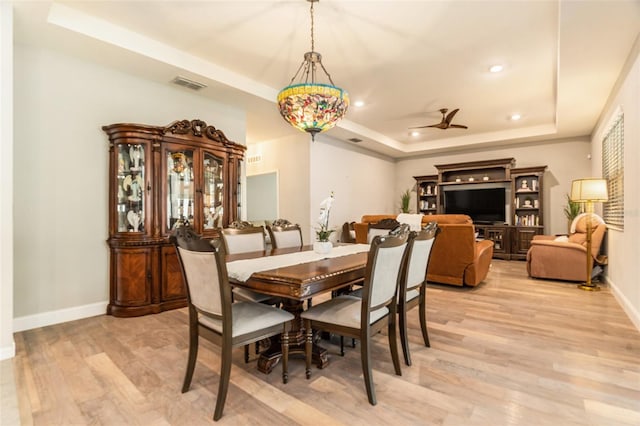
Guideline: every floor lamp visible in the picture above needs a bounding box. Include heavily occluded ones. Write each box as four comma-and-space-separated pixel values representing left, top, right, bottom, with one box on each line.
570, 178, 608, 291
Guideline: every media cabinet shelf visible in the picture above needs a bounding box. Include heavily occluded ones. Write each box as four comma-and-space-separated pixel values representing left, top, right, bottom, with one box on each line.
414, 159, 547, 260
439, 179, 511, 186
414, 174, 439, 215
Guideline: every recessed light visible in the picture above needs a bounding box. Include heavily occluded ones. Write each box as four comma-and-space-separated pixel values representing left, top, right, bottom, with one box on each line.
489, 64, 504, 73
411, 131, 420, 137
510, 113, 522, 121
354, 100, 365, 107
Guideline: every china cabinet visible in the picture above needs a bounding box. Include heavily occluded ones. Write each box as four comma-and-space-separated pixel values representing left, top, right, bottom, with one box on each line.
104, 119, 246, 317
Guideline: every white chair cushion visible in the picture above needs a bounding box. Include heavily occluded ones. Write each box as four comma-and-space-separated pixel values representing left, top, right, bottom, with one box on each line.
300, 295, 388, 328
273, 230, 302, 248
367, 228, 390, 244
199, 301, 293, 338
225, 233, 265, 254
405, 288, 419, 302
177, 247, 222, 316
370, 243, 407, 307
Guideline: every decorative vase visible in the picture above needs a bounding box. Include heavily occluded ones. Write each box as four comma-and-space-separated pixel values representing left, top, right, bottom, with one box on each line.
313, 241, 332, 254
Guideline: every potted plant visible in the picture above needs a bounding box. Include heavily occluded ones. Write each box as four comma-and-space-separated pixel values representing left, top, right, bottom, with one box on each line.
314, 192, 335, 254
400, 188, 412, 213
563, 193, 583, 232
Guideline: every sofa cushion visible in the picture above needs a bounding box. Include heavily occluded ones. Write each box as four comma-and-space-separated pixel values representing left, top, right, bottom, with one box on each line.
568, 233, 587, 245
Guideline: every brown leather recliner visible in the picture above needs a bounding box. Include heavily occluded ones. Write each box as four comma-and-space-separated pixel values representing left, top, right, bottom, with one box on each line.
354, 214, 494, 286
526, 214, 607, 282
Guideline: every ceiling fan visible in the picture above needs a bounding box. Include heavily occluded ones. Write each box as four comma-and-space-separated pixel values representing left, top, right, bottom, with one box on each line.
411, 108, 468, 130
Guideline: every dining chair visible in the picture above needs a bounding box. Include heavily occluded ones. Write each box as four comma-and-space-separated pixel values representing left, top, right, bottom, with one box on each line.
338, 223, 410, 355
221, 222, 282, 361
397, 222, 439, 366
173, 224, 294, 421
266, 219, 303, 249
367, 218, 400, 243
341, 221, 356, 243
301, 231, 409, 405
220, 223, 275, 303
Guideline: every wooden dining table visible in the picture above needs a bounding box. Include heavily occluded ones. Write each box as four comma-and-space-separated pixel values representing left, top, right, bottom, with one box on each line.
226, 244, 369, 374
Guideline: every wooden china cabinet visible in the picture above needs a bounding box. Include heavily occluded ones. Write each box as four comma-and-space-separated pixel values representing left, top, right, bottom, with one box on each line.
103, 119, 246, 317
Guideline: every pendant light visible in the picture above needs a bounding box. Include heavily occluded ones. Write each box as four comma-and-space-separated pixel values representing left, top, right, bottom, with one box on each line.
277, 0, 349, 141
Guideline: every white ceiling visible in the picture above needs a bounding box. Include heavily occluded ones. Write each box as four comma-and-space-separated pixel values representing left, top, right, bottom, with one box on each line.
12, 0, 640, 158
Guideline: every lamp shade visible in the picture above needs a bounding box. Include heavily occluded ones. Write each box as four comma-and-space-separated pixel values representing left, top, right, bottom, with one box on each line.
570, 178, 608, 202
277, 83, 349, 137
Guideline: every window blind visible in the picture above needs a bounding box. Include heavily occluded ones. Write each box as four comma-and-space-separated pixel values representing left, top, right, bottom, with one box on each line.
602, 114, 624, 230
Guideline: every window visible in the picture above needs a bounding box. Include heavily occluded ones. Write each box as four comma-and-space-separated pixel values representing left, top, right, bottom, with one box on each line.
602, 113, 624, 230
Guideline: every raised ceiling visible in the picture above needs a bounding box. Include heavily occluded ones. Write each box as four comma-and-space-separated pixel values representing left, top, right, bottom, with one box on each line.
12, 1, 640, 158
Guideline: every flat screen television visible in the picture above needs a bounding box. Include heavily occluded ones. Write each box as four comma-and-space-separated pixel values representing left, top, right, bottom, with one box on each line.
444, 188, 506, 224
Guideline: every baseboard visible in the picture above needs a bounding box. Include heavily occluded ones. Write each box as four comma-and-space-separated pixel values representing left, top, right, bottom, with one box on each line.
0, 340, 15, 360
606, 276, 640, 332
13, 301, 108, 333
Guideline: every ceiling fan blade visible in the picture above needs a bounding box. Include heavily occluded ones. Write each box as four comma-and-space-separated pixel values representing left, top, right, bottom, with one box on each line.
409, 123, 446, 129
449, 124, 468, 129
445, 108, 459, 124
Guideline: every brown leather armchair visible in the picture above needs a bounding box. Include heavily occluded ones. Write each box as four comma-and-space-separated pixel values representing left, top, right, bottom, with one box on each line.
526, 215, 607, 282
354, 214, 494, 287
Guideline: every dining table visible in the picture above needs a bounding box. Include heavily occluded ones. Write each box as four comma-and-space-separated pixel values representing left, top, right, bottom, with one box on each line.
226, 243, 370, 374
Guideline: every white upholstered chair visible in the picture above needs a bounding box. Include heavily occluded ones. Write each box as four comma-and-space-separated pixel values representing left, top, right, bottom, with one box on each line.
220, 224, 274, 304
221, 222, 282, 362
220, 224, 266, 255
366, 218, 400, 243
397, 222, 439, 366
301, 231, 409, 405
173, 225, 294, 421
266, 219, 303, 249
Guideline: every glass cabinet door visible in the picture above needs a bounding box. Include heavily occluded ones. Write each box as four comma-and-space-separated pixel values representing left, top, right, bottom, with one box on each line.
203, 152, 224, 231
116, 143, 146, 233
166, 149, 195, 231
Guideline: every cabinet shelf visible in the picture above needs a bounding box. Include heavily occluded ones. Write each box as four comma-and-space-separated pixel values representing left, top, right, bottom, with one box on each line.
440, 179, 511, 186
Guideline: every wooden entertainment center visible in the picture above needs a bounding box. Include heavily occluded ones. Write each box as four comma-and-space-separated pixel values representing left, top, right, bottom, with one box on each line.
414, 158, 547, 260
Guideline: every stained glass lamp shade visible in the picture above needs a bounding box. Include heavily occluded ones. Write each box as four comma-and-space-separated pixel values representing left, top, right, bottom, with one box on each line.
277, 1, 349, 141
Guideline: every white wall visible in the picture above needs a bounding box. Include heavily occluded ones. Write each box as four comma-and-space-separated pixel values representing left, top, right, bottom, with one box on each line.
395, 139, 592, 235
0, 3, 15, 359
310, 136, 396, 243
246, 134, 311, 240
13, 44, 245, 324
591, 37, 640, 329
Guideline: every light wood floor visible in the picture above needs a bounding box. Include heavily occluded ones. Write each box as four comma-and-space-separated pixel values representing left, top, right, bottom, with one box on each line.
8, 260, 640, 425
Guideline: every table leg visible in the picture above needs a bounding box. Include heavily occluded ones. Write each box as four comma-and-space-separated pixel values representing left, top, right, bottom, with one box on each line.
256, 298, 329, 374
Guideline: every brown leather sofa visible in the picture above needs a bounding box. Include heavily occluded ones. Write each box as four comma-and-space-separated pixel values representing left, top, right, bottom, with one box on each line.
526, 215, 607, 282
354, 214, 494, 286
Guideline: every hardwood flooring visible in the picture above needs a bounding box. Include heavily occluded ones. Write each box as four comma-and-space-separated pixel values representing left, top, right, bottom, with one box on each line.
8, 260, 640, 425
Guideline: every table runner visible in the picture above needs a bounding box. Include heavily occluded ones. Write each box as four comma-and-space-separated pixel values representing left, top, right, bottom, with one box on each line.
227, 244, 370, 283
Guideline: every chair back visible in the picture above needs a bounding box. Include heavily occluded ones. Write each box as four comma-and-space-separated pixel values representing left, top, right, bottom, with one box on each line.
567, 214, 607, 258
267, 219, 303, 249
361, 231, 409, 322
342, 221, 356, 243
221, 225, 266, 254
400, 223, 438, 297
173, 225, 231, 320
367, 218, 400, 243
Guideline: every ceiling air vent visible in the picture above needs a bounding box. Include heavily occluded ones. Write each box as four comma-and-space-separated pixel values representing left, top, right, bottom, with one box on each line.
171, 76, 207, 91
348, 138, 363, 143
